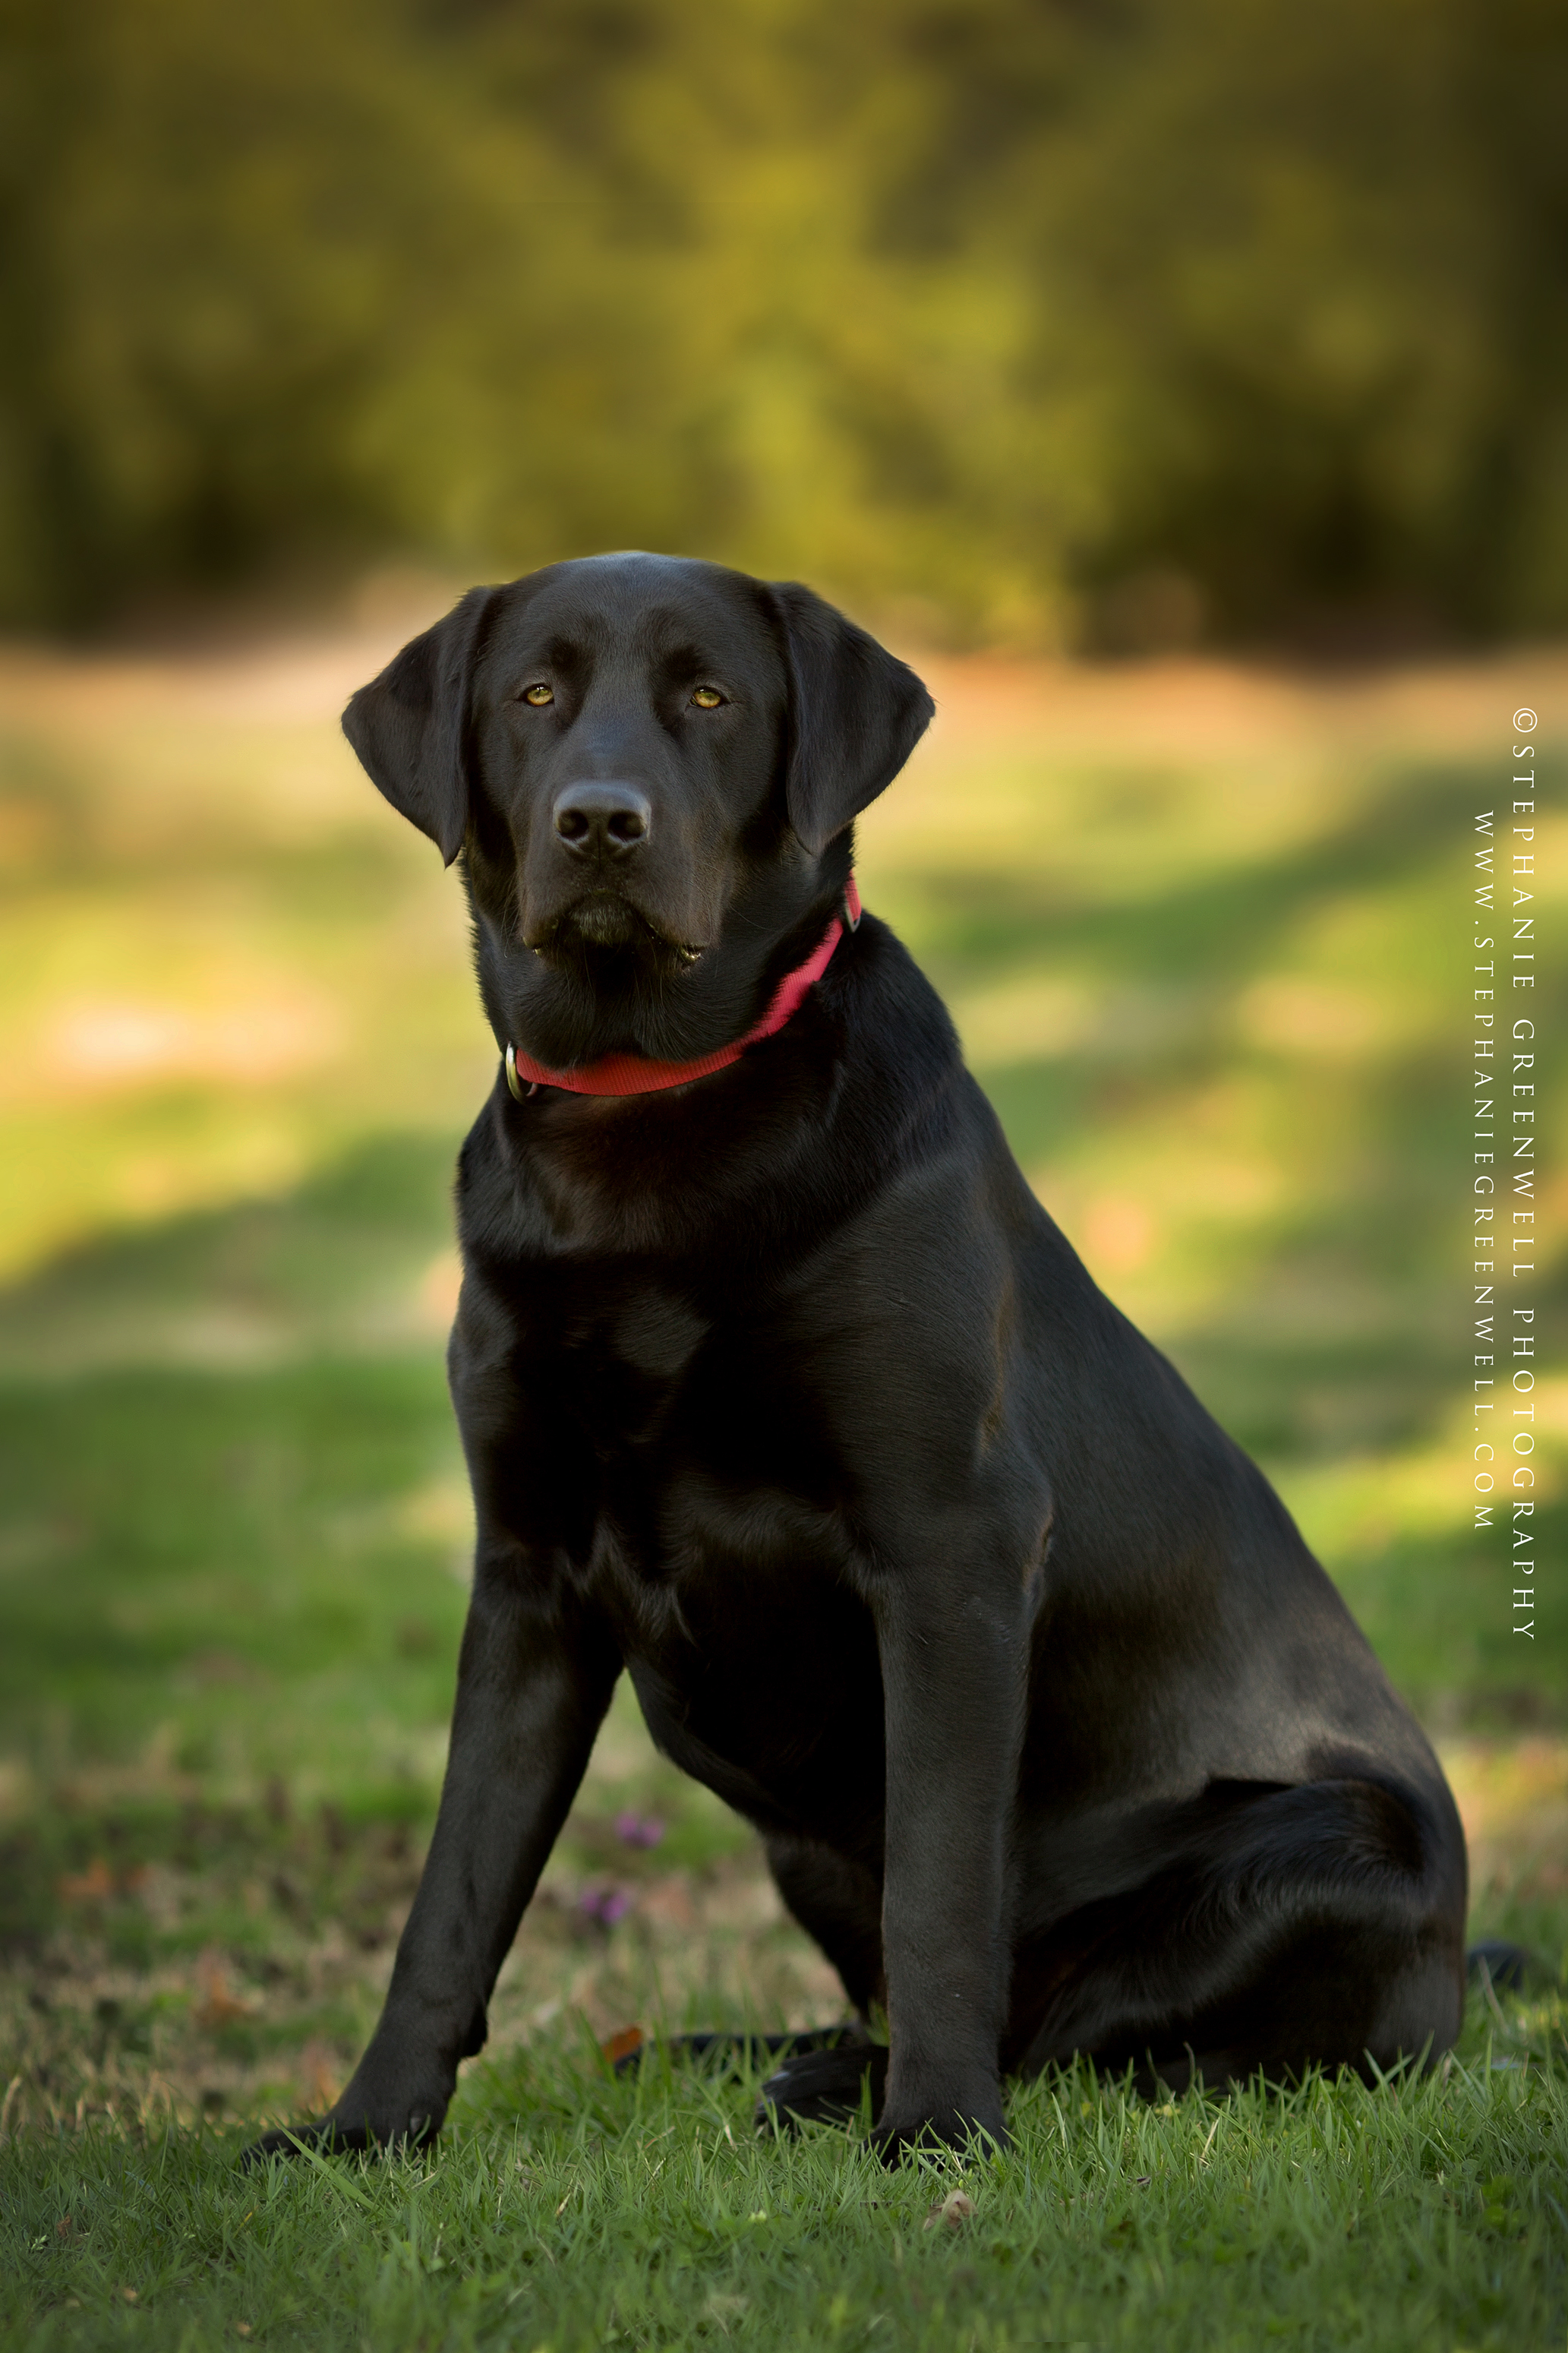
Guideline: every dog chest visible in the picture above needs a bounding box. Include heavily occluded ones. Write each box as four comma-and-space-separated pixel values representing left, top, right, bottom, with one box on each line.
464, 1264, 858, 1590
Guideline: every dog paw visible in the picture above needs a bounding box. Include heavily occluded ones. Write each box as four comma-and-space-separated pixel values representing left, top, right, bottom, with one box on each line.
755, 2044, 888, 2134
867, 2096, 1008, 2167
239, 2108, 440, 2167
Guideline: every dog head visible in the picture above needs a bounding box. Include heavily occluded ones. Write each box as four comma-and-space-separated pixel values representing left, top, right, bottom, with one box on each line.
342, 554, 933, 1070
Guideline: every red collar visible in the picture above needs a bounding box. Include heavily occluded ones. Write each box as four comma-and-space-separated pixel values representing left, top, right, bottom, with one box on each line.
505, 877, 862, 1100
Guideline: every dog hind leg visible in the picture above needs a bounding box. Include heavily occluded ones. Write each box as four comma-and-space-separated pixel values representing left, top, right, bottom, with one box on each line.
746, 1834, 887, 2131
1008, 1777, 1467, 2092
756, 2041, 888, 2133
763, 1832, 885, 2019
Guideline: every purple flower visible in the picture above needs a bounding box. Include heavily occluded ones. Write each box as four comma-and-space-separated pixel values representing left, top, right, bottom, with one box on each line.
614, 1811, 665, 1849
578, 1881, 634, 1928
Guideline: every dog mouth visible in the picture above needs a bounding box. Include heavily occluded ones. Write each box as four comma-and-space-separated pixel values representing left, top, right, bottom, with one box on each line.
528, 890, 707, 966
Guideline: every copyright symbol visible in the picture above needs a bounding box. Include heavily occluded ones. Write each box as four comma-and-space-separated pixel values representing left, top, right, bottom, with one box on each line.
1513, 707, 1538, 733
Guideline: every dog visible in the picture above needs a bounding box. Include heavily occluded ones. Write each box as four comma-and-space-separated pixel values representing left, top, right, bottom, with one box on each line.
248, 552, 1467, 2164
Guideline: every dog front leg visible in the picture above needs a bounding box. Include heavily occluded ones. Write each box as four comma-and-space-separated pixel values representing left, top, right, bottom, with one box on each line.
248, 1550, 617, 2158
872, 1572, 1027, 2160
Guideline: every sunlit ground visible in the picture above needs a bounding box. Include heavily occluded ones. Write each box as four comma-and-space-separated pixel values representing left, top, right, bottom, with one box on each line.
0, 607, 1561, 2132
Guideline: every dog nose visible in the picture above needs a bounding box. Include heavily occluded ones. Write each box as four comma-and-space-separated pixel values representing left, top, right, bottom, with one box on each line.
552, 782, 651, 857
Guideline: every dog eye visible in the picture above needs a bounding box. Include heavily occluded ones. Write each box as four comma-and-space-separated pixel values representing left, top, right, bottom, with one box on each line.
522, 684, 554, 706
691, 686, 724, 709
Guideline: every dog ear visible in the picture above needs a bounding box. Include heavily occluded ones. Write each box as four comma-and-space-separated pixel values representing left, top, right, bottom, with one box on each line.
341, 587, 497, 864
768, 582, 935, 857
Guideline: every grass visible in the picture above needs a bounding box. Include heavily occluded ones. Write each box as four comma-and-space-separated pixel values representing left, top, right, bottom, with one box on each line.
0, 628, 1565, 2345
2, 2021, 1566, 2351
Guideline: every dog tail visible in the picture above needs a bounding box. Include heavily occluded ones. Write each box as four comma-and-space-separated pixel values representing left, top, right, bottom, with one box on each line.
607, 2026, 866, 2080
1466, 1939, 1551, 1996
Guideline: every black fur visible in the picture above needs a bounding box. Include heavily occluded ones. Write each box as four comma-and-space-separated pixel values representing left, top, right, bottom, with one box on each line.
245, 553, 1466, 2167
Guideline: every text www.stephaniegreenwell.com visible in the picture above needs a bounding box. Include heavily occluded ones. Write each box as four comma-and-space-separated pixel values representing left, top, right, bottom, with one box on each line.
1472, 705, 1540, 1641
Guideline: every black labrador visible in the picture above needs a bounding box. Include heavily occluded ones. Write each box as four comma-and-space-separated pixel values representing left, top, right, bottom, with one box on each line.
249, 552, 1466, 2164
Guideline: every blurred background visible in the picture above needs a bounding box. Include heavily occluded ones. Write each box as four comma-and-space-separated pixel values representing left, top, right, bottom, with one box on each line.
5, 0, 1568, 650
0, 0, 1563, 2135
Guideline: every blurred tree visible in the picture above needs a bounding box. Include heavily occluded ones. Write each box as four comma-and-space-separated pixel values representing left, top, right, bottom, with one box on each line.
0, 0, 1563, 640
986, 0, 1568, 644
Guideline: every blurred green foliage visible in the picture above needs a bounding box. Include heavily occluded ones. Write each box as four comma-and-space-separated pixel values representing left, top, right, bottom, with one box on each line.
3, 0, 1566, 641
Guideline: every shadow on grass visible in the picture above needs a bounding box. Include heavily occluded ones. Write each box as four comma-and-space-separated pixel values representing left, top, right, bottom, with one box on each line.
903, 755, 1494, 987
0, 1131, 462, 1377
